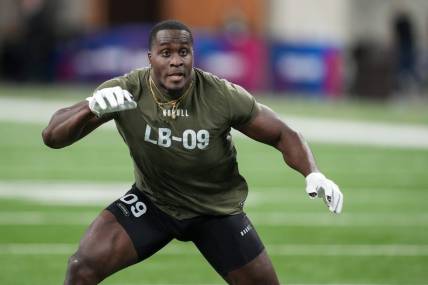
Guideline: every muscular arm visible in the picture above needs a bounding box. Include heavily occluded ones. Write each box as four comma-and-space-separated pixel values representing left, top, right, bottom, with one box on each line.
237, 104, 318, 177
42, 101, 113, 149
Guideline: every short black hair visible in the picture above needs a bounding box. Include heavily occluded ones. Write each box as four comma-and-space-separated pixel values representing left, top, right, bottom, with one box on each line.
148, 20, 193, 49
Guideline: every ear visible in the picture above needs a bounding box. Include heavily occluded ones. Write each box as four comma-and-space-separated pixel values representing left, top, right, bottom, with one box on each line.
147, 51, 152, 64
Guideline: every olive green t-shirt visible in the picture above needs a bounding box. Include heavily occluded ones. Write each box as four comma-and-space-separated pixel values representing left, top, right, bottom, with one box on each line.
96, 67, 259, 219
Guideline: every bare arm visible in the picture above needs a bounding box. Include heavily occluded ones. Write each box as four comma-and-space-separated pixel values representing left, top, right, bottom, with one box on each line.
237, 104, 318, 177
42, 101, 113, 149
238, 103, 344, 213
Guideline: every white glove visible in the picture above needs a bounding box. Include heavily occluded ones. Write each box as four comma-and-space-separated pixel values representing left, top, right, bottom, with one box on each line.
86, 86, 137, 117
305, 172, 343, 214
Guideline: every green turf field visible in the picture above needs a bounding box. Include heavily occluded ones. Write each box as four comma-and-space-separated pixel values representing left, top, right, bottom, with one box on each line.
1, 88, 428, 284
2, 84, 428, 125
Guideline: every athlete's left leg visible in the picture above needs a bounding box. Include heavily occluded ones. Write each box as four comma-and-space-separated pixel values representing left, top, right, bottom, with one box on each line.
224, 249, 279, 285
191, 213, 279, 285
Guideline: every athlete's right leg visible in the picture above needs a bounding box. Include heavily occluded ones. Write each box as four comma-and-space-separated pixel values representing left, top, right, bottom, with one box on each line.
65, 210, 138, 285
65, 186, 173, 285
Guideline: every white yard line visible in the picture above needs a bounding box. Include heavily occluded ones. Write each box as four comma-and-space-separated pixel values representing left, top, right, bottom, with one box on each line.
117, 283, 394, 285
0, 181, 128, 205
0, 181, 419, 204
1, 243, 428, 257
267, 244, 428, 256
119, 281, 428, 285
0, 181, 427, 227
113, 283, 394, 285
1, 211, 427, 227
0, 97, 76, 125
118, 283, 398, 285
249, 212, 428, 227
1, 96, 428, 148
283, 116, 428, 149
69, 283, 409, 285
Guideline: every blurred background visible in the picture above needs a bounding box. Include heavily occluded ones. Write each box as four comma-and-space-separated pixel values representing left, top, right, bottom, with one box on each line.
0, 1, 428, 285
1, 0, 428, 100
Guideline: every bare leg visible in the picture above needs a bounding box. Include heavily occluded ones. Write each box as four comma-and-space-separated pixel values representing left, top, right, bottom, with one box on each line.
64, 210, 139, 285
224, 250, 280, 285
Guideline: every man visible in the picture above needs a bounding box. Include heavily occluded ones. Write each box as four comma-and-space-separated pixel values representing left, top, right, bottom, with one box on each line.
42, 20, 343, 285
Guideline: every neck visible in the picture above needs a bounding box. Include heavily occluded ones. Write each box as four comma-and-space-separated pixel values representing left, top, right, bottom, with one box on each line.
165, 88, 184, 99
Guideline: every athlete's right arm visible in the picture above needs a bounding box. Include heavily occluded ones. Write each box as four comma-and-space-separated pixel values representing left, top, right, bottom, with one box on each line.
42, 100, 113, 149
43, 86, 137, 148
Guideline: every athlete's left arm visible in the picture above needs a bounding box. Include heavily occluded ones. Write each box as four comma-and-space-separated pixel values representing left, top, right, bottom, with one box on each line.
237, 103, 317, 176
237, 103, 343, 213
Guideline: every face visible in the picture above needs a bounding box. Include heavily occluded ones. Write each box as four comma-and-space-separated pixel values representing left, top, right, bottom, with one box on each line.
148, 29, 193, 94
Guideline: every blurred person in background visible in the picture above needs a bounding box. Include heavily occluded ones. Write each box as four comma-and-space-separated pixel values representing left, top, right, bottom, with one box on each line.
0, 0, 26, 81
349, 40, 395, 100
42, 20, 343, 285
0, 0, 56, 82
392, 11, 421, 97
20, 0, 56, 81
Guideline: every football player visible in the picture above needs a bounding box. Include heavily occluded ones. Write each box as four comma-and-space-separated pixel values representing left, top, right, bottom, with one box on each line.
43, 20, 343, 285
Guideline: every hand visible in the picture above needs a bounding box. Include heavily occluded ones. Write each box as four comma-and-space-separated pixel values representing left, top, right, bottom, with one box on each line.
305, 172, 343, 214
87, 86, 137, 117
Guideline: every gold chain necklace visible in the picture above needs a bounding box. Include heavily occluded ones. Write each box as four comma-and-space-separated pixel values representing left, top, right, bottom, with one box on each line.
148, 75, 193, 119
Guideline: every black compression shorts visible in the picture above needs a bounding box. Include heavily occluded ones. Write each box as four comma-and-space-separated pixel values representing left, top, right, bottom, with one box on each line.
106, 185, 265, 276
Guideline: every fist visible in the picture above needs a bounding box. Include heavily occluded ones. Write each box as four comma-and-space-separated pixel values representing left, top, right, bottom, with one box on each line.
305, 172, 343, 214
87, 86, 137, 117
